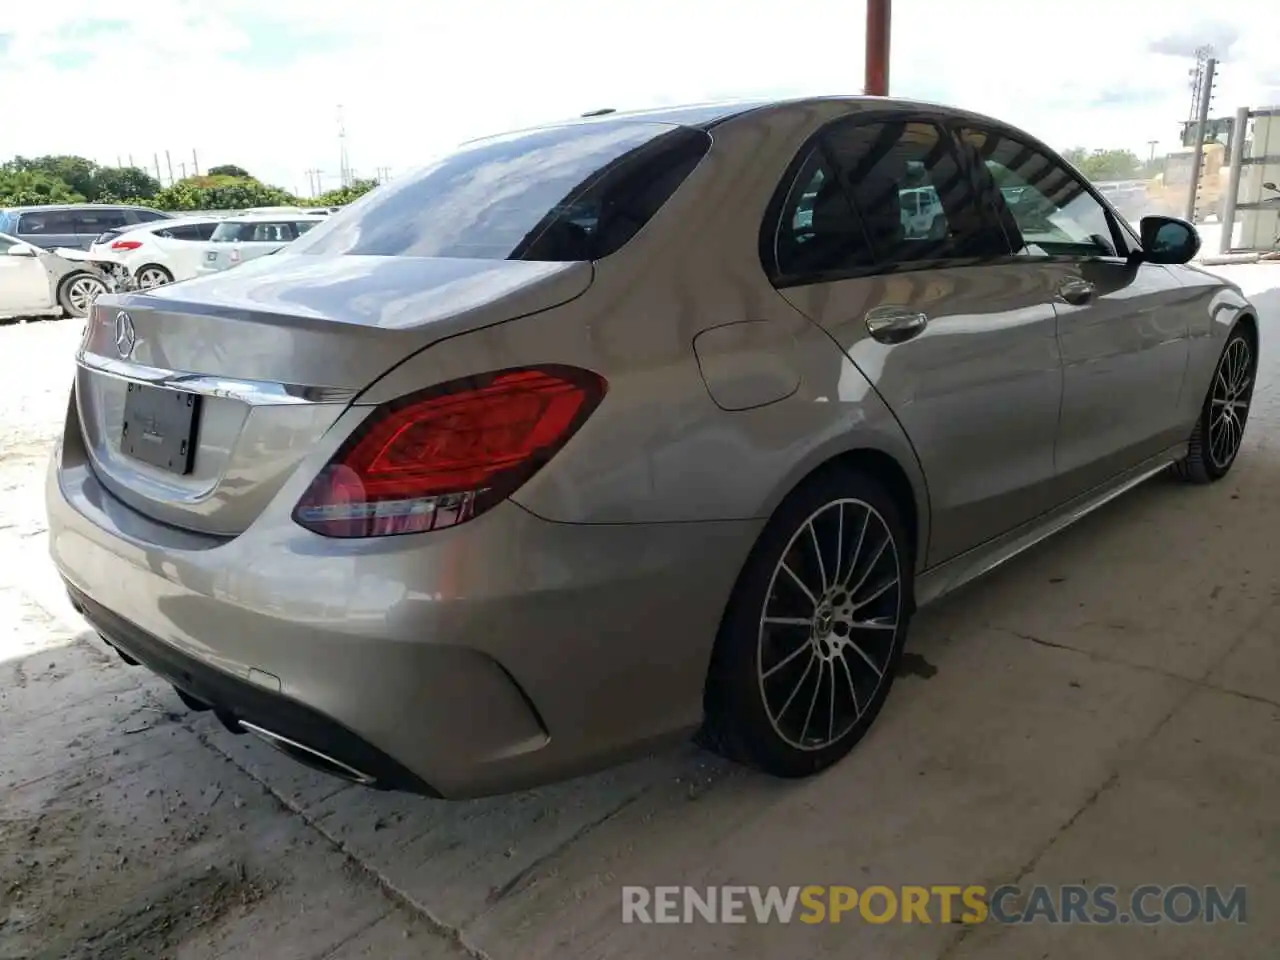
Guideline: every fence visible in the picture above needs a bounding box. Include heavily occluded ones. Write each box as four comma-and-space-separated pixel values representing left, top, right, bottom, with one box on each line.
1218, 105, 1280, 255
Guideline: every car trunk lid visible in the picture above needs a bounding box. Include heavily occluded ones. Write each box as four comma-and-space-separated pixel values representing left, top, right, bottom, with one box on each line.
74, 254, 593, 536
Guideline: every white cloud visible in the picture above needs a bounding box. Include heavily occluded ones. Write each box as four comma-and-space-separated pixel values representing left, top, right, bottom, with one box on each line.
2, 0, 1278, 193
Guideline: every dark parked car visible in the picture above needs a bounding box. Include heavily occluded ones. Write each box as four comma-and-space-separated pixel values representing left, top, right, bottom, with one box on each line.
0, 204, 172, 251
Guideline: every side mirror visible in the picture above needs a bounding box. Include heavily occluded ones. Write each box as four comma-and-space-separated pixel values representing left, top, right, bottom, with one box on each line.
6, 243, 37, 257
1139, 215, 1200, 265
1264, 181, 1278, 191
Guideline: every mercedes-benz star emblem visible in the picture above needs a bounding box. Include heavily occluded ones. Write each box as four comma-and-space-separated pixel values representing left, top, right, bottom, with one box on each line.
113, 311, 136, 359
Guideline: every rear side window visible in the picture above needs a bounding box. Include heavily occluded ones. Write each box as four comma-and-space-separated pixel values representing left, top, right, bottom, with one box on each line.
132, 209, 168, 223
160, 224, 211, 241
18, 211, 77, 235
286, 122, 711, 261
76, 209, 130, 233
293, 220, 319, 236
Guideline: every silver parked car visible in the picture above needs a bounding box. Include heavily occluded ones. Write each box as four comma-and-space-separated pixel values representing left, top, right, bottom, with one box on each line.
48, 98, 1257, 799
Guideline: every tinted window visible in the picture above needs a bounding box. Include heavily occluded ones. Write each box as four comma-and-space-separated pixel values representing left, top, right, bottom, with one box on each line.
770, 147, 875, 278
132, 209, 168, 223
293, 220, 319, 236
822, 120, 1005, 264
18, 211, 77, 235
286, 122, 710, 261
160, 224, 207, 241
76, 209, 130, 233
210, 221, 297, 242
960, 128, 1122, 258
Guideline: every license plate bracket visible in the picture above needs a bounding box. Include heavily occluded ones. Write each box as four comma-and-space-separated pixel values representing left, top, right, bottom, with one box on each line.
121, 383, 201, 475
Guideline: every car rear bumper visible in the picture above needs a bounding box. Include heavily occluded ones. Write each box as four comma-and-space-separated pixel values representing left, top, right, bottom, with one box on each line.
47, 442, 760, 798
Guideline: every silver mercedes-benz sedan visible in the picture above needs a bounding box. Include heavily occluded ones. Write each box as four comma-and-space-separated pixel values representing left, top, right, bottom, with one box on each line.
47, 97, 1258, 799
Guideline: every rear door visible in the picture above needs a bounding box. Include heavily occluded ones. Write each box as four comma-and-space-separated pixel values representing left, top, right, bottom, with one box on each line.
958, 125, 1191, 497
153, 222, 221, 280
75, 208, 131, 250
767, 112, 1065, 566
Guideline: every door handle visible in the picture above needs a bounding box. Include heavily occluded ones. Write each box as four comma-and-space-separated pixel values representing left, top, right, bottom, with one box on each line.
1057, 278, 1095, 306
865, 306, 929, 344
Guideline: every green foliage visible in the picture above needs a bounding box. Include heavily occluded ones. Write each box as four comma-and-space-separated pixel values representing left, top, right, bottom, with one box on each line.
206, 164, 252, 179
308, 178, 378, 207
153, 174, 297, 212
0, 168, 85, 205
90, 166, 162, 202
1061, 147, 1142, 183
0, 152, 315, 211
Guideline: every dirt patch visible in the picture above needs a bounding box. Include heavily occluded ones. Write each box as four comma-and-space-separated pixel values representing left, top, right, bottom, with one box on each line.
29, 862, 274, 960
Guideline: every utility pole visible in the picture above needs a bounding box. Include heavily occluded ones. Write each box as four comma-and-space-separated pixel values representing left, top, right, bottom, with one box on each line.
154, 153, 163, 182
178, 162, 187, 180
305, 168, 323, 197
128, 154, 135, 168
1147, 140, 1158, 163
165, 150, 175, 186
337, 104, 351, 189
192, 149, 200, 177
1184, 56, 1216, 222
864, 0, 891, 96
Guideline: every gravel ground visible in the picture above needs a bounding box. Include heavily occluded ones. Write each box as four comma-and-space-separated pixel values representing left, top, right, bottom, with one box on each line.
2, 268, 1279, 959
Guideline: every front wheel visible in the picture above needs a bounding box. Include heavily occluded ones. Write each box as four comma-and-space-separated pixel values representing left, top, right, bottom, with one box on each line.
57, 273, 107, 319
701, 466, 912, 778
1175, 326, 1255, 483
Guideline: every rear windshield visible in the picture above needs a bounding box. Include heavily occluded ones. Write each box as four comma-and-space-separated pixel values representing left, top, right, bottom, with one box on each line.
284, 121, 711, 261
210, 220, 312, 243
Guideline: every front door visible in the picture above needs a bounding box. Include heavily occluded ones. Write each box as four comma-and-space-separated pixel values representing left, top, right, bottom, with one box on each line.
0, 238, 54, 316
764, 114, 1065, 566
959, 126, 1192, 496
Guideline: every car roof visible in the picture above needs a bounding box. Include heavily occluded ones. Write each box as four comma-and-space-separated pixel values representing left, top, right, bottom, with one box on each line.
0, 202, 167, 213
464, 95, 1043, 149
221, 212, 326, 222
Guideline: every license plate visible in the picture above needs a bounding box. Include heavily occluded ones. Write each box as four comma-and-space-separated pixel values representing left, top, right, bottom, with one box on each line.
121, 383, 201, 475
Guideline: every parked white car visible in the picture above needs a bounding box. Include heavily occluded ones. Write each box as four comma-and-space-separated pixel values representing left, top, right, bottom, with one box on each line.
0, 231, 113, 320
196, 213, 326, 274
87, 215, 227, 289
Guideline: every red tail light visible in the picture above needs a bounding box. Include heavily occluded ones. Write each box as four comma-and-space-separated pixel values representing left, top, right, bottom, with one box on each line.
111, 240, 143, 251
293, 366, 607, 538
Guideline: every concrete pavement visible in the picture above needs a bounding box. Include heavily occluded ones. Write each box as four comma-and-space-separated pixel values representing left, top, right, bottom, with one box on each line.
2, 266, 1278, 958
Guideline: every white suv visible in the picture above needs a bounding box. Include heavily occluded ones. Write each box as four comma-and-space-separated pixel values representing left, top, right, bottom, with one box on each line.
196, 214, 326, 274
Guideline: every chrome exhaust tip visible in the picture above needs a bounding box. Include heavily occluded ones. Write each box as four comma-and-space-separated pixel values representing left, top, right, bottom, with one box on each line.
238, 720, 377, 787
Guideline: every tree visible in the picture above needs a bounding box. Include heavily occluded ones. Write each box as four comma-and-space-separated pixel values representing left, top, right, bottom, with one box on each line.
1061, 147, 1141, 183
91, 166, 162, 203
0, 168, 84, 205
152, 174, 298, 211
3, 155, 99, 199
207, 164, 251, 179
310, 178, 379, 207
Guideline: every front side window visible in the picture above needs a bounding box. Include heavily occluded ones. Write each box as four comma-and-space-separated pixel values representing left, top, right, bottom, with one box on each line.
822, 120, 1005, 263
285, 122, 710, 261
18, 211, 77, 235
961, 128, 1123, 258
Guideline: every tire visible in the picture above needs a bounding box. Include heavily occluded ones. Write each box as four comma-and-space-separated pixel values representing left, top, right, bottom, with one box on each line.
135, 264, 173, 289
1174, 325, 1256, 484
57, 273, 107, 319
701, 465, 913, 778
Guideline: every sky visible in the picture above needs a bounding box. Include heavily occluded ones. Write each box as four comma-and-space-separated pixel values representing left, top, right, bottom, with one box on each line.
2, 0, 1279, 196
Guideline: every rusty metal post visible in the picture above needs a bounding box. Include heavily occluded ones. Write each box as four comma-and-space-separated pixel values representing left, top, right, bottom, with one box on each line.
865, 0, 891, 96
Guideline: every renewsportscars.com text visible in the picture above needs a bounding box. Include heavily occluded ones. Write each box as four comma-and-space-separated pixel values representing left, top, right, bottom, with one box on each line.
621, 884, 1247, 925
